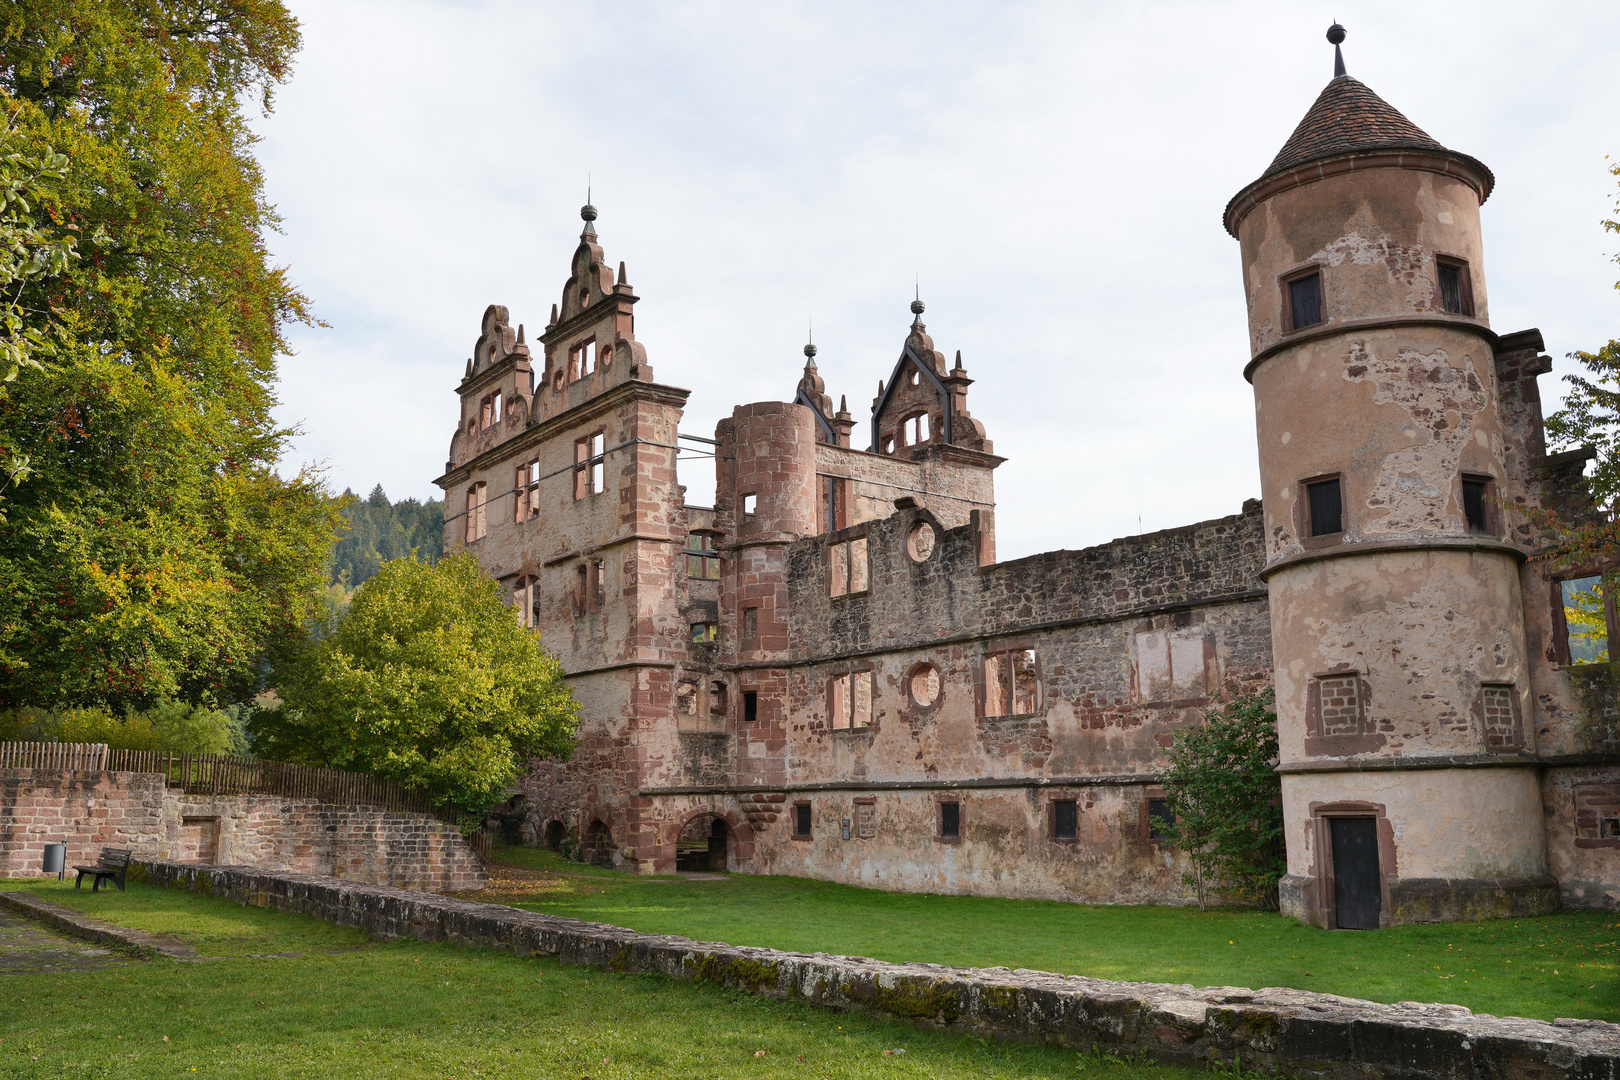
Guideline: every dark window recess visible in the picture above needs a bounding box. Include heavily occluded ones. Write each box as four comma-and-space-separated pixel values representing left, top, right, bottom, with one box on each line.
742, 691, 758, 723
1439, 262, 1464, 314
1462, 478, 1489, 533
1147, 799, 1175, 840
1289, 273, 1323, 330
939, 801, 960, 839
794, 804, 811, 837
1053, 800, 1078, 841
1307, 478, 1343, 536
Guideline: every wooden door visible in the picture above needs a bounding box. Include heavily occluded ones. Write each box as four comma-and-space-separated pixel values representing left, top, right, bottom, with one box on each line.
1330, 817, 1381, 929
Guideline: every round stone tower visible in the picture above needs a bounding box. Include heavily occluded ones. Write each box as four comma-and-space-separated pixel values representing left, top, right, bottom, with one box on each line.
1227, 27, 1558, 927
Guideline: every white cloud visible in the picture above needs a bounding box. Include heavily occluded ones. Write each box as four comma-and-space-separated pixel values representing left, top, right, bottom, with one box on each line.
261, 0, 1618, 559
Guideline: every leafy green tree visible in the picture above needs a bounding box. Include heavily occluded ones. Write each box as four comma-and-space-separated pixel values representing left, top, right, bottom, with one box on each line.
0, 2, 344, 709
254, 553, 580, 816
1161, 686, 1285, 910
329, 485, 444, 590
0, 698, 250, 754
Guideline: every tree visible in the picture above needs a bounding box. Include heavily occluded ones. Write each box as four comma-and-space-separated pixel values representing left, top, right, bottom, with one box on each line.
253, 553, 580, 817
328, 485, 444, 591
1161, 686, 1285, 910
0, 2, 344, 709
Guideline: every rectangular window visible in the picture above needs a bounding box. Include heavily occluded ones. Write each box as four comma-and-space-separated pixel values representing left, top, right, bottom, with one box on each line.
690, 622, 718, 643
1437, 258, 1475, 316
983, 647, 1040, 717
740, 493, 756, 523
1147, 799, 1175, 841
939, 801, 960, 840
684, 533, 721, 579
574, 565, 588, 616
828, 671, 872, 730
1462, 476, 1490, 534
1307, 477, 1343, 536
514, 461, 540, 522
742, 690, 758, 723
1053, 800, 1078, 841
1287, 271, 1323, 330
742, 606, 759, 647
591, 558, 605, 610
464, 482, 487, 542
710, 680, 729, 717
1560, 575, 1610, 664
492, 390, 502, 423
574, 432, 606, 499
794, 802, 812, 838
821, 475, 845, 534
854, 798, 876, 840
828, 536, 870, 598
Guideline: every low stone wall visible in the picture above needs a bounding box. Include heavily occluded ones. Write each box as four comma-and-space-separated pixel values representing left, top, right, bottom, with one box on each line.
0, 769, 485, 893
136, 859, 1620, 1079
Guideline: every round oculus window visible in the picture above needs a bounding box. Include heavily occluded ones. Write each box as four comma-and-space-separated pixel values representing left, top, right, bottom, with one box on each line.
906, 521, 936, 562
909, 664, 941, 708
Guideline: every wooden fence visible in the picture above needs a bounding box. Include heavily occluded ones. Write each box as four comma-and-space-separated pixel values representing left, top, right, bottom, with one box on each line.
0, 742, 471, 830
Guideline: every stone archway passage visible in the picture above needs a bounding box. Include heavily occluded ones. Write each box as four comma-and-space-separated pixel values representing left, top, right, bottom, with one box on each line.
675, 814, 728, 873
543, 821, 565, 852
586, 819, 613, 867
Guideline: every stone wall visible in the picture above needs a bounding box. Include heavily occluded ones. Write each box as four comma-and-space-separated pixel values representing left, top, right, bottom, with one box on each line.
0, 769, 484, 893
136, 860, 1620, 1079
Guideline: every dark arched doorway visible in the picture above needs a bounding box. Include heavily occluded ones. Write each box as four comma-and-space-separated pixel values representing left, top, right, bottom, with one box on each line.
585, 819, 614, 867
676, 814, 728, 873
543, 820, 565, 852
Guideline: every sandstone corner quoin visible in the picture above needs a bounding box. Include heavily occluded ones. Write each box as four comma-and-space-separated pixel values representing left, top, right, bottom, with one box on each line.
437, 32, 1619, 928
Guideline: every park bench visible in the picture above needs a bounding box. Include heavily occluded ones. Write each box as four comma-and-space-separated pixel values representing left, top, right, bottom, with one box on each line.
72, 847, 132, 893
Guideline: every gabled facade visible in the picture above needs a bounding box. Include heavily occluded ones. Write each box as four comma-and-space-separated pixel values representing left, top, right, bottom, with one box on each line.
437, 35, 1620, 920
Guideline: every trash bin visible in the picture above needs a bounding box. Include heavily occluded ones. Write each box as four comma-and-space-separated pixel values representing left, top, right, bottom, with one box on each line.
42, 842, 65, 880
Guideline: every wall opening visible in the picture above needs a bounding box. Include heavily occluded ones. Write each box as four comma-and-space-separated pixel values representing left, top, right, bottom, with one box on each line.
543, 820, 566, 852
676, 814, 729, 873
1330, 817, 1381, 930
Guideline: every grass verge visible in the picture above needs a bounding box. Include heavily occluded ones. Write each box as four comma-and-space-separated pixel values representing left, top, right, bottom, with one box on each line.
0, 879, 1198, 1079
478, 845, 1620, 1023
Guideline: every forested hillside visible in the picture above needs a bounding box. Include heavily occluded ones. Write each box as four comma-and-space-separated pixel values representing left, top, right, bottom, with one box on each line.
331, 486, 443, 589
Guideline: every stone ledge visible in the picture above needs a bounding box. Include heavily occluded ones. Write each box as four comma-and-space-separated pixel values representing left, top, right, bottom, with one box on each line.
132, 860, 1620, 1078
0, 890, 208, 960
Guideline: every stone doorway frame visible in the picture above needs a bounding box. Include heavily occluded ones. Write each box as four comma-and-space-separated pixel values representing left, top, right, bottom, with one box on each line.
1307, 799, 1396, 930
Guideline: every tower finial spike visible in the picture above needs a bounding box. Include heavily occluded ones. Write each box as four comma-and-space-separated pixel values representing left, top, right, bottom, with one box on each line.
1327, 21, 1347, 78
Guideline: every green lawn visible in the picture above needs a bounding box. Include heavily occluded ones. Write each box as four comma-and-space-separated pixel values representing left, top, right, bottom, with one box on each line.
0, 879, 1197, 1079
481, 845, 1620, 1023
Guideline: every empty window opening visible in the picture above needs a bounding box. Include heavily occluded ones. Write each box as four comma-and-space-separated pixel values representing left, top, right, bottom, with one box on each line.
1437, 258, 1475, 316
493, 390, 502, 423
740, 493, 757, 523
909, 663, 941, 708
574, 565, 589, 616
984, 647, 1040, 717
1306, 477, 1343, 536
574, 431, 606, 499
939, 801, 960, 840
1053, 800, 1078, 841
828, 536, 870, 597
690, 622, 718, 643
742, 606, 759, 647
1287, 271, 1323, 330
685, 533, 721, 578
829, 671, 873, 730
710, 680, 729, 717
569, 339, 596, 381
1315, 673, 1365, 737
909, 367, 921, 386
821, 475, 845, 534
676, 681, 699, 715
1147, 799, 1176, 841
1462, 476, 1490, 534
903, 412, 930, 446
512, 576, 537, 628
464, 482, 488, 543
793, 802, 812, 838
1559, 575, 1612, 664
515, 461, 541, 523
1604, 818, 1620, 840
742, 690, 758, 723
881, 434, 895, 455
591, 558, 606, 611
543, 821, 565, 851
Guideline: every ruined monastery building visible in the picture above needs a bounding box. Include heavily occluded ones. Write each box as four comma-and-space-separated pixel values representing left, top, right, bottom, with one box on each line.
436, 35, 1620, 928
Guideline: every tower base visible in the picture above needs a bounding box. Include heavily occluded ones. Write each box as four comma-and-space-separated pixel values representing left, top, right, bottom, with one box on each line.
1281, 873, 1561, 928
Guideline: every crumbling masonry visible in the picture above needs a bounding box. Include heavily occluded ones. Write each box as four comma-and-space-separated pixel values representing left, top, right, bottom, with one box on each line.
436, 41, 1620, 926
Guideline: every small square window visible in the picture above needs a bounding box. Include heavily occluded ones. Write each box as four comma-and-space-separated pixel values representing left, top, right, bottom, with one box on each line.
1288, 271, 1323, 330
794, 803, 812, 838
740, 493, 757, 522
1147, 799, 1175, 841
1306, 477, 1343, 536
1462, 477, 1489, 534
690, 622, 718, 643
685, 533, 721, 579
1602, 818, 1620, 840
742, 690, 758, 723
1053, 800, 1077, 841
939, 801, 960, 839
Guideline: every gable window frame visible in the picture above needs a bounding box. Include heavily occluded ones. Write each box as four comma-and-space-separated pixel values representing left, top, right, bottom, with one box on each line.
1435, 255, 1476, 317
569, 338, 597, 382
1281, 265, 1324, 332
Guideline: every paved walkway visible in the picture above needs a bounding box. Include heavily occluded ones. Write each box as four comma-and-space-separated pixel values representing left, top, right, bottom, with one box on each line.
0, 906, 132, 974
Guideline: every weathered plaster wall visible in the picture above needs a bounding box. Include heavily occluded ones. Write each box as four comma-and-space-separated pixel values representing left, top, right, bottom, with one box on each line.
1541, 765, 1620, 910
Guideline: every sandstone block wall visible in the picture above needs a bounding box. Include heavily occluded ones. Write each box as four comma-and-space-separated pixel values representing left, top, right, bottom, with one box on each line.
0, 769, 484, 893
137, 860, 1620, 1079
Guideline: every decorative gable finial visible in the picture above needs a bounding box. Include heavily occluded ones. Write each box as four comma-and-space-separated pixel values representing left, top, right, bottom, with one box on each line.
581, 185, 598, 238
1328, 22, 1347, 79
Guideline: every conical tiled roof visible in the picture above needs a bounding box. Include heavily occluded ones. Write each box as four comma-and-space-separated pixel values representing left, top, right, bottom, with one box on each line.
1265, 76, 1444, 177
1224, 75, 1493, 237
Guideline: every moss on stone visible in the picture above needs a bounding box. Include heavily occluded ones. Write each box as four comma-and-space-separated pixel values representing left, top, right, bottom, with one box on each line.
980, 984, 1022, 1016
869, 977, 959, 1023
685, 952, 780, 990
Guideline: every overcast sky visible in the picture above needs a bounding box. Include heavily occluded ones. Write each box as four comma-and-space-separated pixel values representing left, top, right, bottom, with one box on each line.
260, 1, 1617, 562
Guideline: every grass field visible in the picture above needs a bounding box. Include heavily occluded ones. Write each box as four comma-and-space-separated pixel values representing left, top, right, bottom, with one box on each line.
477, 845, 1620, 1023
0, 879, 1201, 1080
